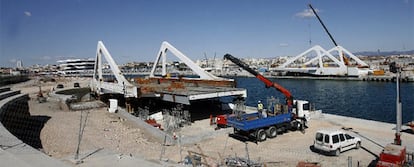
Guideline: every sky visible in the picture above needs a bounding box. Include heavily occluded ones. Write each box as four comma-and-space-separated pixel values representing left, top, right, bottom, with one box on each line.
1, 0, 413, 67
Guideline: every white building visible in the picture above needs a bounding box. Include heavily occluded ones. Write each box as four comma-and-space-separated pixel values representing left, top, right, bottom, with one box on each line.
57, 58, 95, 76
16, 60, 23, 69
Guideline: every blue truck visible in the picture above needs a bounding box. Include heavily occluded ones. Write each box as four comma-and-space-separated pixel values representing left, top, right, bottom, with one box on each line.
226, 105, 306, 141
223, 54, 309, 142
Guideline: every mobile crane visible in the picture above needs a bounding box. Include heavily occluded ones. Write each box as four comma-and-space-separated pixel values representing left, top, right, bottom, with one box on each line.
308, 4, 350, 66
223, 54, 310, 141
223, 54, 293, 108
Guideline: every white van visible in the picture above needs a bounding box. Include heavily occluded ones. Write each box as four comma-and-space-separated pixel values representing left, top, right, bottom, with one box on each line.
313, 129, 361, 156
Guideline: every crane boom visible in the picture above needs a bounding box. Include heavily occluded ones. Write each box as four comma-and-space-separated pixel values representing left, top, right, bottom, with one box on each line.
308, 4, 338, 47
308, 4, 350, 66
223, 54, 293, 107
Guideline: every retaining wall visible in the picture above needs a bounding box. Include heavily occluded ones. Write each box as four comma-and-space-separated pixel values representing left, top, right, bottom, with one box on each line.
0, 88, 68, 167
117, 108, 232, 145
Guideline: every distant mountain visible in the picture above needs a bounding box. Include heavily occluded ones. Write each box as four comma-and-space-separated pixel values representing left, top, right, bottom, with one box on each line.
354, 50, 414, 56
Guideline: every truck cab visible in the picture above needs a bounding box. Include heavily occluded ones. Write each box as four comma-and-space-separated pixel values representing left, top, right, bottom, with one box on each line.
292, 100, 312, 121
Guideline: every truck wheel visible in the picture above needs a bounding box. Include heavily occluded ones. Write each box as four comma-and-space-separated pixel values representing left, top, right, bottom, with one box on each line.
291, 121, 299, 131
266, 126, 277, 138
234, 128, 239, 134
280, 124, 288, 133
256, 129, 266, 142
355, 142, 360, 149
284, 124, 290, 132
334, 149, 340, 156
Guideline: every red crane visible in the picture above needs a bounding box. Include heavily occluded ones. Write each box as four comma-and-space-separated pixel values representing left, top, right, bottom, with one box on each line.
223, 54, 293, 109
214, 54, 297, 129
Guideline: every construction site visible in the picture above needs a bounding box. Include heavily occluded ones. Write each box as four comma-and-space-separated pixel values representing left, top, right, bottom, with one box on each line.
0, 37, 413, 167
2, 0, 414, 166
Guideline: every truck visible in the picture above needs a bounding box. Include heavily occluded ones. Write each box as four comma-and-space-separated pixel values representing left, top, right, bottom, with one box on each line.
216, 99, 313, 129
223, 54, 310, 141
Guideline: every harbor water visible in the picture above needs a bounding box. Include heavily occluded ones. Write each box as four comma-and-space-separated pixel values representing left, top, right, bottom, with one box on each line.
234, 77, 414, 124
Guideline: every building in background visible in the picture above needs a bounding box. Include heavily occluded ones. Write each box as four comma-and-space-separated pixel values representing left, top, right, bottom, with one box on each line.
57, 58, 95, 77
16, 60, 23, 69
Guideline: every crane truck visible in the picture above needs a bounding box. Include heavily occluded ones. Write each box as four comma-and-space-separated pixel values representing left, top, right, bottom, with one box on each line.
223, 54, 310, 142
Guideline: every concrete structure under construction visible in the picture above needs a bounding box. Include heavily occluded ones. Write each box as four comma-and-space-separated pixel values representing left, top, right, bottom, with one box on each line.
89, 41, 248, 138
91, 41, 246, 105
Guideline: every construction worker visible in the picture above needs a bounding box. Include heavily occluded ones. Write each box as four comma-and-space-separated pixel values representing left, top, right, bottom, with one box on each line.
258, 101, 267, 118
257, 101, 263, 112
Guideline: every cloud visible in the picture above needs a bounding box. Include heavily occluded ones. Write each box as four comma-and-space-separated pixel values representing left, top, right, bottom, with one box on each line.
403, 0, 411, 4
295, 9, 319, 19
24, 11, 32, 17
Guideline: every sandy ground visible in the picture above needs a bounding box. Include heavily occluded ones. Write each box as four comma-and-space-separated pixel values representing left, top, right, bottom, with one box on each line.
11, 77, 414, 167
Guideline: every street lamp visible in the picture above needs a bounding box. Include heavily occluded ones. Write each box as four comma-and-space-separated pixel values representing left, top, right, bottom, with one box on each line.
389, 62, 402, 145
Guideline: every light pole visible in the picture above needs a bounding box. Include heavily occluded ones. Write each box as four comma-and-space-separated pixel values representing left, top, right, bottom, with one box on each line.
389, 62, 402, 145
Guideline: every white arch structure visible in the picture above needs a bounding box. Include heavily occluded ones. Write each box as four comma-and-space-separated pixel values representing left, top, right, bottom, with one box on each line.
276, 45, 369, 77
90, 41, 246, 104
150, 41, 229, 81
91, 41, 138, 97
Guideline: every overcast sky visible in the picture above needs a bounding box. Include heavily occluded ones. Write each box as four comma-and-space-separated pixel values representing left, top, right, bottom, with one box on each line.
1, 0, 413, 67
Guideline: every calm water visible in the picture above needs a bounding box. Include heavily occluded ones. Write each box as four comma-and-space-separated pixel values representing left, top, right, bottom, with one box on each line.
233, 77, 414, 124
